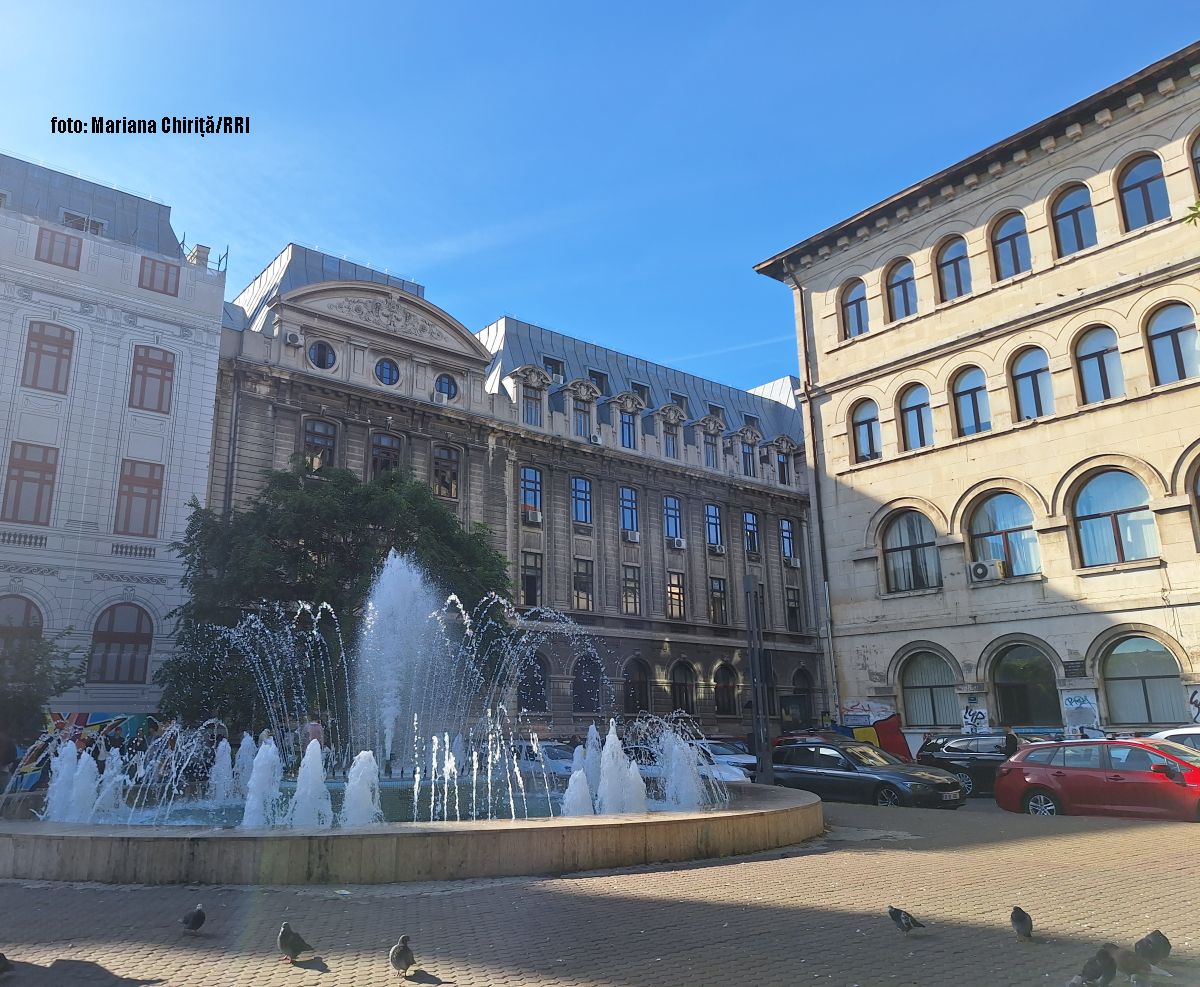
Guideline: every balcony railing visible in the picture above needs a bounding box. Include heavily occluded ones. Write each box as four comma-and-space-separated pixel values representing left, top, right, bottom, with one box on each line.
111, 542, 156, 559
0, 529, 48, 549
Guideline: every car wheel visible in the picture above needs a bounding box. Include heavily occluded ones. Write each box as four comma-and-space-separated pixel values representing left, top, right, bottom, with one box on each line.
954, 772, 974, 797
1023, 790, 1061, 816
875, 785, 904, 808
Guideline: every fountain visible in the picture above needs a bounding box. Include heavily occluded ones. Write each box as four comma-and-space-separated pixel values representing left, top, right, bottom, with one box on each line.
232, 732, 257, 798
241, 739, 283, 828
207, 739, 236, 803
339, 750, 382, 827
286, 740, 333, 828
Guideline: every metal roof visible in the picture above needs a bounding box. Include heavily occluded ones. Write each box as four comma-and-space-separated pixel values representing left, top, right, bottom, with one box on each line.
477, 316, 802, 440
0, 152, 181, 257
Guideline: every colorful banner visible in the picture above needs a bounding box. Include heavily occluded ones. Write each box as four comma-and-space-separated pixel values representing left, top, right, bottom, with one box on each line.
839, 699, 912, 761
10, 712, 159, 793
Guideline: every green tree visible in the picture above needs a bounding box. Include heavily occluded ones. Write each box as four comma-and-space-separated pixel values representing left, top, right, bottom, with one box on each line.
0, 632, 82, 745
155, 466, 511, 728
1186, 201, 1200, 226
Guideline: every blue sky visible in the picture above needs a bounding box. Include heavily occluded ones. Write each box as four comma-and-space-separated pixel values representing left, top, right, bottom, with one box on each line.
2, 3, 1196, 389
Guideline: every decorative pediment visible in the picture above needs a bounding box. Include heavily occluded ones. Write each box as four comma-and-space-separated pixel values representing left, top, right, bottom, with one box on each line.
320, 295, 448, 342
696, 414, 726, 435
510, 365, 552, 389
771, 435, 801, 455
564, 378, 602, 402
610, 390, 647, 414
730, 424, 763, 444
655, 404, 687, 426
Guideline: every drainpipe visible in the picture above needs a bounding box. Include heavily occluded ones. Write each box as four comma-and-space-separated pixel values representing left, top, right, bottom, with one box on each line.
783, 259, 842, 724
222, 366, 241, 514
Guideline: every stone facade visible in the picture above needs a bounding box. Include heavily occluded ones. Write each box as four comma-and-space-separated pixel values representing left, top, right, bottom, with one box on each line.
757, 43, 1200, 748
0, 155, 226, 714
213, 245, 823, 736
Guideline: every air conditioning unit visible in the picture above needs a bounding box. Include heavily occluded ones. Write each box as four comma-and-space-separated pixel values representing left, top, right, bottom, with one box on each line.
432, 391, 450, 405
786, 557, 803, 569
589, 434, 602, 445
622, 530, 641, 543
970, 559, 1006, 582
284, 331, 304, 348
710, 544, 727, 556
551, 374, 565, 385
523, 510, 543, 525
670, 537, 687, 550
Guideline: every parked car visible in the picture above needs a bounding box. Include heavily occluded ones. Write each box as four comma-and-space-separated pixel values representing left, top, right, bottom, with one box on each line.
772, 740, 963, 808
625, 744, 749, 783
513, 740, 576, 779
772, 731, 850, 748
916, 733, 1016, 797
692, 740, 757, 775
1150, 726, 1200, 752
994, 738, 1200, 820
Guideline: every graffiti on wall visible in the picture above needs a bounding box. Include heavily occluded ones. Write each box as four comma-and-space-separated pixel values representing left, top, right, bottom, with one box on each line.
11, 712, 159, 793
1061, 690, 1100, 737
961, 703, 989, 734
1189, 689, 1200, 724
840, 699, 911, 761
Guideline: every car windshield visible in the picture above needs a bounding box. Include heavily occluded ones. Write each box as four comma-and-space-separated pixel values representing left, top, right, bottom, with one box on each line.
843, 744, 902, 767
540, 745, 574, 761
705, 742, 744, 756
1148, 740, 1200, 766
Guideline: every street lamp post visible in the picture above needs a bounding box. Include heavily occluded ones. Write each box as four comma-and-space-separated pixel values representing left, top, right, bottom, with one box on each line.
743, 575, 774, 785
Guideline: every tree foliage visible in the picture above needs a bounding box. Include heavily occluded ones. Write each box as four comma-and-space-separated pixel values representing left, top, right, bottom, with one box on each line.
0, 633, 83, 745
155, 467, 511, 727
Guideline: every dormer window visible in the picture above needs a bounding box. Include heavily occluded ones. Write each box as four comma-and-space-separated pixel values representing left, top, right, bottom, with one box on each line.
631, 381, 651, 405
669, 392, 690, 416
543, 356, 565, 381
744, 414, 760, 433
587, 369, 610, 395
62, 211, 104, 236
707, 404, 726, 424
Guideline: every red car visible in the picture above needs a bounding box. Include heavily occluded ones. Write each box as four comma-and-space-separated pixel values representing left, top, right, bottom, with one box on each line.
994, 738, 1200, 820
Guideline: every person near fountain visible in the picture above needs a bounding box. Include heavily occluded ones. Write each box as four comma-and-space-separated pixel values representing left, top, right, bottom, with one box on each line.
303, 713, 325, 748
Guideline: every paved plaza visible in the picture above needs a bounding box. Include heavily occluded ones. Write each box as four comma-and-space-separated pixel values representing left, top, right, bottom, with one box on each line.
1, 801, 1196, 986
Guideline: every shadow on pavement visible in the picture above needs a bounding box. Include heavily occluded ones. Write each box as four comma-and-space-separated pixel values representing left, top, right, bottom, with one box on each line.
6, 958, 164, 985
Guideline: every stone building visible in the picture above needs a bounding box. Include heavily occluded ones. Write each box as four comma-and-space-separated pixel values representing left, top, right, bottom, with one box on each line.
213, 243, 824, 736
757, 42, 1200, 749
0, 154, 226, 715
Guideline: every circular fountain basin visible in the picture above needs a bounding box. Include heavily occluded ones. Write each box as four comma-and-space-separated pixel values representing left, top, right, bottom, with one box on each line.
0, 784, 821, 885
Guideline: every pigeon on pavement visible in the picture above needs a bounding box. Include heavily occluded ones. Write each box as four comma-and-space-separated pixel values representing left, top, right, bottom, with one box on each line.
888, 906, 925, 936
0, 953, 13, 976
1010, 905, 1033, 942
1135, 930, 1171, 965
180, 903, 205, 934
278, 922, 313, 964
1065, 945, 1116, 986
389, 935, 415, 979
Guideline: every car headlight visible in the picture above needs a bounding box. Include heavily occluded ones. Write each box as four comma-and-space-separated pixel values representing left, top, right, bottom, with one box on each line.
906, 782, 932, 792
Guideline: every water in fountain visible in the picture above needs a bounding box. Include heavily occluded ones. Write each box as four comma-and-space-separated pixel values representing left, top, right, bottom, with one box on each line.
41, 741, 79, 822
658, 729, 704, 811
66, 752, 101, 823
561, 769, 594, 816
232, 733, 257, 798
241, 739, 283, 828
287, 739, 332, 828
596, 721, 643, 815
207, 739, 236, 802
624, 759, 648, 813
339, 750, 382, 827
583, 724, 602, 796
93, 748, 128, 821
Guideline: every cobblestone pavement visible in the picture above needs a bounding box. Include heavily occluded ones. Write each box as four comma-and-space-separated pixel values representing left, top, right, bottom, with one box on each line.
1, 800, 1197, 987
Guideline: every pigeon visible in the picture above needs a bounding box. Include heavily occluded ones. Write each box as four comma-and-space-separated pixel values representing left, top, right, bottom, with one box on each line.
389, 935, 415, 979
1010, 905, 1033, 942
888, 906, 925, 936
1135, 930, 1171, 965
1065, 945, 1117, 986
1105, 943, 1172, 983
278, 922, 313, 964
0, 953, 13, 976
180, 903, 205, 934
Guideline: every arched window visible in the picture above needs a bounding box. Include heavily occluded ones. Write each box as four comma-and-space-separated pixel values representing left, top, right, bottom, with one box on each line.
786, 667, 814, 729
1075, 327, 1124, 403
850, 400, 882, 462
1051, 184, 1097, 257
993, 645, 1062, 726
898, 384, 933, 450
302, 418, 336, 467
969, 493, 1040, 576
0, 594, 43, 655
714, 663, 738, 716
991, 212, 1031, 280
935, 237, 971, 301
1102, 637, 1186, 724
518, 655, 550, 713
951, 367, 991, 436
900, 652, 957, 726
840, 279, 870, 338
1118, 154, 1170, 231
1073, 470, 1158, 566
433, 445, 460, 499
623, 659, 651, 715
434, 373, 459, 400
88, 603, 153, 683
1012, 347, 1054, 421
670, 662, 696, 714
1146, 303, 1199, 386
572, 656, 605, 714
370, 432, 403, 478
882, 510, 941, 592
885, 259, 917, 321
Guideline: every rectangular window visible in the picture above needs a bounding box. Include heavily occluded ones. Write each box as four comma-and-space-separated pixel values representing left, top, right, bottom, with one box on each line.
62, 211, 104, 235
1, 442, 58, 526
522, 388, 543, 427
128, 345, 176, 414
743, 512, 760, 554
663, 496, 682, 540
707, 404, 726, 424
620, 411, 637, 449
303, 419, 337, 467
705, 503, 723, 546
786, 588, 803, 632
370, 433, 402, 477
520, 466, 542, 513
622, 565, 641, 615
777, 452, 791, 486
669, 392, 690, 416
631, 381, 651, 405
663, 426, 679, 459
571, 476, 593, 524
619, 486, 639, 531
744, 415, 760, 432
34, 228, 82, 270
573, 558, 594, 611
521, 552, 543, 607
21, 322, 74, 394
138, 256, 180, 296
432, 445, 460, 499
574, 399, 592, 438
780, 518, 796, 559
114, 459, 164, 538
666, 571, 686, 620
542, 356, 564, 380
741, 441, 756, 477
587, 369, 610, 395
709, 577, 728, 624
703, 433, 718, 468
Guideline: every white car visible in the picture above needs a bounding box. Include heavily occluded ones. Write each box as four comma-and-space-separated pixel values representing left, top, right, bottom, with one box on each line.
626, 744, 749, 783
513, 740, 577, 779
1150, 726, 1200, 752
693, 740, 757, 775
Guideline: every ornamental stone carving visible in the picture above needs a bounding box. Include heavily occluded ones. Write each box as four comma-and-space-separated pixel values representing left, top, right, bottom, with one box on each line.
655, 404, 687, 426
610, 391, 647, 414
92, 571, 167, 585
0, 562, 58, 577
696, 414, 726, 435
771, 435, 801, 455
564, 379, 602, 402
323, 296, 449, 344
510, 365, 552, 389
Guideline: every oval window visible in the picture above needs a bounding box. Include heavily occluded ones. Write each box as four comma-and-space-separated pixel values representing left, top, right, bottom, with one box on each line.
375, 358, 400, 385
307, 340, 336, 370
